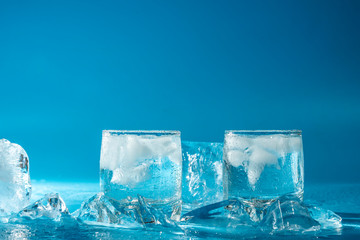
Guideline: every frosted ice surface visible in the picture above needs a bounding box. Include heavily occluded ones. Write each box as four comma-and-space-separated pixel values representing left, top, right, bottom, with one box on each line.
0, 139, 31, 215
181, 141, 223, 209
100, 133, 181, 186
224, 133, 303, 188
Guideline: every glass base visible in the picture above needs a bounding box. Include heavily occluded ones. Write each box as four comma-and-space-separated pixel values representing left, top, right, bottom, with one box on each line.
108, 197, 182, 223
232, 191, 304, 222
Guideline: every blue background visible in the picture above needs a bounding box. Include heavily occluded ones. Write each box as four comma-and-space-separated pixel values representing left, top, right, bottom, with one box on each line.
0, 1, 359, 183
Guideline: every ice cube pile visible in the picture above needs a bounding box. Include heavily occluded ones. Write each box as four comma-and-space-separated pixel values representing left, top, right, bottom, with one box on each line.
0, 139, 31, 215
181, 141, 224, 210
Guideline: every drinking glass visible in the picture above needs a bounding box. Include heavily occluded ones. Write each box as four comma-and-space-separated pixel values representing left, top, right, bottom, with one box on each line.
223, 130, 304, 211
100, 130, 182, 220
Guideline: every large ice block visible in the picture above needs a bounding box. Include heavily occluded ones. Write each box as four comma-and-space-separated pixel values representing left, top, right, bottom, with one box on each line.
0, 139, 31, 215
181, 141, 223, 209
100, 130, 182, 220
223, 130, 304, 201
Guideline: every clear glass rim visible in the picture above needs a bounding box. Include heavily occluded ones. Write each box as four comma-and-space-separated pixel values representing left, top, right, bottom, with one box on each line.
225, 130, 302, 134
103, 130, 181, 135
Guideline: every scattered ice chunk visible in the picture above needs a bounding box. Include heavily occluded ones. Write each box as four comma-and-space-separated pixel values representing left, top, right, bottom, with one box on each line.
181, 194, 342, 236
181, 141, 223, 210
12, 193, 69, 222
308, 206, 342, 229
73, 192, 141, 228
260, 195, 320, 233
74, 193, 179, 229
0, 139, 31, 215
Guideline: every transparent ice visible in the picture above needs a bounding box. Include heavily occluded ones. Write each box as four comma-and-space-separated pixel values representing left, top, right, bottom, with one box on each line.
74, 193, 179, 229
100, 131, 182, 220
0, 132, 352, 239
73, 192, 142, 228
181, 199, 252, 228
223, 131, 304, 201
12, 193, 69, 222
0, 139, 31, 215
260, 195, 321, 232
308, 206, 342, 230
181, 195, 341, 235
181, 141, 223, 210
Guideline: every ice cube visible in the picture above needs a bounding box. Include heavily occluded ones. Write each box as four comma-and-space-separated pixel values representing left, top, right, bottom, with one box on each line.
0, 139, 31, 215
181, 141, 223, 210
13, 193, 69, 221
260, 195, 320, 232
308, 206, 342, 229
73, 192, 141, 228
74, 193, 179, 229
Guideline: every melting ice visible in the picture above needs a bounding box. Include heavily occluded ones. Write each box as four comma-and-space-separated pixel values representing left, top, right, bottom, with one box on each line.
0, 139, 31, 215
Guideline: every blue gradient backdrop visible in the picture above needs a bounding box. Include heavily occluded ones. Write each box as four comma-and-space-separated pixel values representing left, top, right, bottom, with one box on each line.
0, 1, 359, 183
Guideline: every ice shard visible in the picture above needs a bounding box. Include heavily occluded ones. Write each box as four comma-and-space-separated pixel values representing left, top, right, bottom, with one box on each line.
15, 193, 69, 221
74, 193, 179, 229
260, 195, 320, 232
73, 192, 141, 228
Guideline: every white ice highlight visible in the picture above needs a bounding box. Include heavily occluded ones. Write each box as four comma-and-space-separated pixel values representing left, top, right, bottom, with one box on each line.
225, 133, 302, 187
100, 133, 182, 186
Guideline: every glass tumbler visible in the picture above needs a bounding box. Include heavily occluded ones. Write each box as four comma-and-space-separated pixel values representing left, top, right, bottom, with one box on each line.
223, 130, 304, 208
100, 130, 182, 220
